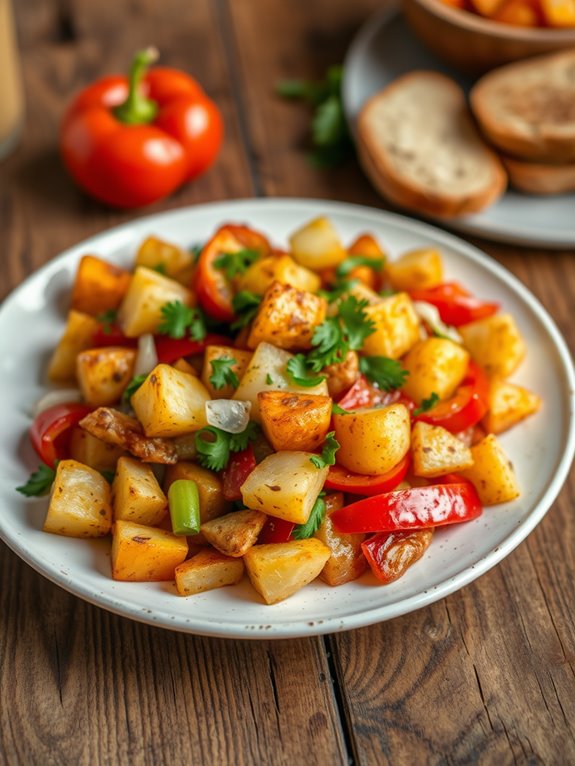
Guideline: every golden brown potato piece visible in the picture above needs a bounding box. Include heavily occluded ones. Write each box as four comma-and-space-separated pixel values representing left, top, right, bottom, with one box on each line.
135, 235, 193, 280
459, 314, 526, 378
316, 493, 367, 586
44, 459, 112, 538
79, 408, 178, 464
201, 345, 253, 399
401, 338, 469, 405
289, 217, 347, 271
112, 456, 167, 526
71, 255, 131, 316
76, 347, 136, 406
483, 378, 542, 434
361, 293, 421, 359
200, 510, 267, 557
175, 549, 244, 596
411, 421, 474, 477
385, 248, 443, 291
239, 254, 321, 295
460, 434, 520, 505
258, 391, 332, 451
247, 281, 327, 351
48, 310, 100, 382
111, 520, 188, 581
323, 351, 360, 399
69, 426, 125, 471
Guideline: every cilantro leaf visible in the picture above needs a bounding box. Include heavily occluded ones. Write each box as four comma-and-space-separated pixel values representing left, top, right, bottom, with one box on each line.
231, 291, 261, 330
359, 356, 408, 391
96, 309, 117, 335
16, 464, 56, 497
292, 494, 326, 539
317, 279, 359, 304
229, 422, 260, 453
338, 296, 376, 350
122, 374, 148, 405
195, 427, 231, 472
209, 357, 239, 390
307, 295, 375, 372
158, 300, 207, 342
214, 248, 260, 280
286, 354, 326, 387
312, 94, 347, 147
309, 431, 340, 469
336, 255, 384, 278
331, 403, 349, 415
152, 262, 167, 275
413, 392, 440, 417
265, 373, 274, 385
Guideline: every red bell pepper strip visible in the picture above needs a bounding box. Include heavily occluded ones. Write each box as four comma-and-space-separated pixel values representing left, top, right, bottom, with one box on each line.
221, 445, 257, 502
30, 403, 93, 469
414, 361, 489, 433
92, 324, 137, 348
338, 376, 415, 412
330, 483, 482, 535
194, 228, 246, 321
258, 517, 295, 544
60, 49, 223, 208
408, 282, 499, 326
154, 332, 230, 365
324, 454, 410, 496
362, 529, 434, 584
222, 224, 271, 258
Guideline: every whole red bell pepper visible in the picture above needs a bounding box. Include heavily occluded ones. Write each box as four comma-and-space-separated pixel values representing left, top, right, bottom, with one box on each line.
324, 454, 410, 496
331, 483, 482, 534
30, 403, 93, 469
414, 361, 489, 433
60, 48, 223, 208
408, 282, 499, 326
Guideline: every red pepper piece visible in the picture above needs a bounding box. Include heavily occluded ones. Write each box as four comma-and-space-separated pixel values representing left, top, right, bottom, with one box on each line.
258, 517, 295, 544
414, 361, 489, 433
221, 446, 257, 502
362, 529, 434, 584
330, 483, 482, 535
92, 324, 137, 348
30, 403, 93, 469
194, 228, 245, 322
154, 332, 230, 365
408, 282, 499, 326
338, 375, 415, 412
324, 454, 410, 496
60, 49, 223, 208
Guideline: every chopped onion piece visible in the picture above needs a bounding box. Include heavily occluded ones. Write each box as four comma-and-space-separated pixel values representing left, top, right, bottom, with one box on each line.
134, 333, 158, 376
206, 399, 252, 433
413, 301, 462, 344
31, 388, 83, 418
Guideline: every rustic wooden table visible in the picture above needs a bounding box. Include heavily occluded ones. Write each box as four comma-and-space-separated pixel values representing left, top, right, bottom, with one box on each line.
1, 1, 574, 763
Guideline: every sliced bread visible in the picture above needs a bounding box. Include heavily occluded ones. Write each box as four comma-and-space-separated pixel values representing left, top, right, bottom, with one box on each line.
357, 72, 507, 218
502, 155, 575, 195
470, 50, 575, 163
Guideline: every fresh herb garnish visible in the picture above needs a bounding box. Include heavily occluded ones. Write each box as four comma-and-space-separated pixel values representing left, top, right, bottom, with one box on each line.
209, 357, 239, 391
16, 464, 57, 497
317, 278, 359, 304
214, 249, 259, 280
413, 392, 440, 416
292, 493, 326, 539
231, 291, 261, 330
229, 421, 260, 453
190, 242, 204, 261
336, 255, 384, 278
158, 300, 207, 341
331, 402, 349, 415
195, 423, 259, 471
96, 309, 118, 335
309, 295, 375, 370
122, 374, 148, 404
286, 354, 326, 387
152, 262, 167, 275
265, 373, 274, 385
309, 432, 340, 469
358, 356, 408, 391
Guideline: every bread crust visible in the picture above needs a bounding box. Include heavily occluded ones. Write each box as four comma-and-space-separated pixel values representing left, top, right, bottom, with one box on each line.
357, 71, 507, 219
470, 49, 575, 163
502, 155, 575, 194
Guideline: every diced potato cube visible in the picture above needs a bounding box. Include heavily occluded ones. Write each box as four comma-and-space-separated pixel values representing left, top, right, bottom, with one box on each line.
69, 426, 125, 471
316, 493, 367, 586
323, 351, 360, 398
131, 364, 210, 437
247, 281, 327, 351
460, 434, 520, 505
459, 314, 526, 378
201, 345, 253, 398
289, 217, 347, 271
483, 378, 542, 434
241, 451, 328, 524
385, 248, 443, 291
175, 549, 244, 596
539, 0, 575, 26
244, 539, 331, 604
135, 236, 193, 280
361, 293, 421, 359
71, 255, 131, 316
411, 421, 474, 477
333, 403, 411, 475
239, 254, 321, 295
76, 347, 136, 406
172, 358, 198, 376
118, 266, 194, 338
200, 510, 266, 557
233, 342, 329, 422
345, 233, 387, 290
401, 338, 469, 404
44, 459, 112, 538
111, 520, 188, 581
164, 462, 230, 525
258, 391, 332, 451
112, 456, 167, 526
47, 310, 100, 382
494, 0, 540, 25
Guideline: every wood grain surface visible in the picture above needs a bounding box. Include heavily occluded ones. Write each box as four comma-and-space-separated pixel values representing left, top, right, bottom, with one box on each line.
1, 1, 574, 764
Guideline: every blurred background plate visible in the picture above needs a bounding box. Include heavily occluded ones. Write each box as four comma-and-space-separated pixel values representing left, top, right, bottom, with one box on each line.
343, 5, 575, 248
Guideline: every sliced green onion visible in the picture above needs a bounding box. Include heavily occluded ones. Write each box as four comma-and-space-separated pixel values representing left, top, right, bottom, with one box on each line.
168, 479, 201, 536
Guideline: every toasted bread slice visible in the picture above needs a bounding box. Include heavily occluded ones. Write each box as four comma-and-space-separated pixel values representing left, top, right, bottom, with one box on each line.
471, 50, 575, 163
357, 72, 507, 218
502, 155, 575, 195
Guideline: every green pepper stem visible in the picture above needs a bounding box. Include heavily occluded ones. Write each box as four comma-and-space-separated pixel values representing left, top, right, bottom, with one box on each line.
113, 47, 159, 125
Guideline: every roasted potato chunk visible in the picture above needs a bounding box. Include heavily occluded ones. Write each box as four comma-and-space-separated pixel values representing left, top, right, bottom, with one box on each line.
48, 310, 100, 382
323, 351, 360, 399
483, 378, 542, 434
69, 427, 125, 471
175, 549, 244, 596
112, 456, 167, 526
200, 510, 266, 557
401, 338, 469, 404
118, 266, 194, 337
111, 520, 188, 581
460, 434, 520, 505
385, 248, 443, 291
135, 235, 193, 280
76, 347, 136, 406
289, 216, 347, 271
44, 459, 112, 538
71, 255, 131, 316
411, 421, 474, 477
258, 391, 332, 451
361, 293, 421, 359
459, 314, 526, 378
239, 254, 321, 295
316, 493, 367, 586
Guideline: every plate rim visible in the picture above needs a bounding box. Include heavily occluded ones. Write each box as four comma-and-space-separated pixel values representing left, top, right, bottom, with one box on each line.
342, 7, 575, 249
1, 197, 574, 639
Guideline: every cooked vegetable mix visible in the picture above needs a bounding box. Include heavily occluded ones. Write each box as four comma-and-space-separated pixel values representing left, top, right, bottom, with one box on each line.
17, 217, 542, 604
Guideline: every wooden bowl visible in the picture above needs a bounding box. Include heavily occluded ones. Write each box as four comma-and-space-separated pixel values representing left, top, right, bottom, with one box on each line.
402, 0, 575, 74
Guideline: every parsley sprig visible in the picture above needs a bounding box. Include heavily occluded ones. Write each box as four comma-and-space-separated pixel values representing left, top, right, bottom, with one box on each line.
292, 493, 326, 539
359, 356, 408, 391
335, 254, 384, 278
310, 295, 375, 370
310, 432, 340, 469
195, 422, 259, 472
286, 354, 326, 387
96, 309, 118, 335
16, 464, 57, 497
231, 291, 261, 331
209, 357, 239, 390
214, 249, 259, 280
413, 392, 440, 416
158, 300, 207, 342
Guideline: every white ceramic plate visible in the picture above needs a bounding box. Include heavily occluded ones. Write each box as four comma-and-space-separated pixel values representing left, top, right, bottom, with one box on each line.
1, 199, 573, 639
343, 6, 575, 248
